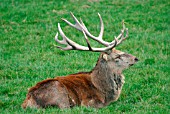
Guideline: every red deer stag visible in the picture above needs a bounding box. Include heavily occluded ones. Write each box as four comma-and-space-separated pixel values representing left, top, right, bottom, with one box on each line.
22, 13, 138, 109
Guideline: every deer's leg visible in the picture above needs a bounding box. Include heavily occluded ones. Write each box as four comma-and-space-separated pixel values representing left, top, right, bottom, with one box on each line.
81, 98, 105, 108
22, 93, 40, 109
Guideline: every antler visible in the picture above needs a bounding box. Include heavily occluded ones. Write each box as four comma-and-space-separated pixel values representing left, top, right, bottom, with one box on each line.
55, 12, 128, 52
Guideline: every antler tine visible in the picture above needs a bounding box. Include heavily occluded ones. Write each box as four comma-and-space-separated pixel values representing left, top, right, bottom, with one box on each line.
79, 13, 104, 41
97, 13, 104, 40
54, 27, 72, 50
115, 21, 128, 46
61, 12, 82, 31
82, 30, 93, 51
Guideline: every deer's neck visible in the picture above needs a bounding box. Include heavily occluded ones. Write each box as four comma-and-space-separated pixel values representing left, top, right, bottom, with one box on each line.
91, 55, 125, 94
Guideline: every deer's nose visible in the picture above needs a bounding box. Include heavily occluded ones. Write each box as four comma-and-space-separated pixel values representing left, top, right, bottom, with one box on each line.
134, 58, 139, 62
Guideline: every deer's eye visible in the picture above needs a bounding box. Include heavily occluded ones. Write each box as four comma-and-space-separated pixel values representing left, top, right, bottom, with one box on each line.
115, 54, 121, 59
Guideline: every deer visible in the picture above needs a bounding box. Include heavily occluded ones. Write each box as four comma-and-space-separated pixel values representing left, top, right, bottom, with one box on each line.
22, 12, 138, 109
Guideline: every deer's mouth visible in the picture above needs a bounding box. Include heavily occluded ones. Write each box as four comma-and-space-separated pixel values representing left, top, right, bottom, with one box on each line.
129, 64, 134, 66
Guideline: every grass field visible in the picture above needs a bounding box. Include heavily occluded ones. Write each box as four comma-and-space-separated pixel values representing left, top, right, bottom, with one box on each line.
0, 0, 169, 113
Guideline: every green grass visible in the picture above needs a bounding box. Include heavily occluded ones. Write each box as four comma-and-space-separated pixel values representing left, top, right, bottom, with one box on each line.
0, 0, 169, 113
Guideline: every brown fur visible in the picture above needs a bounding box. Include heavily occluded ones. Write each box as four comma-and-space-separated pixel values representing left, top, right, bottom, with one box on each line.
22, 49, 138, 109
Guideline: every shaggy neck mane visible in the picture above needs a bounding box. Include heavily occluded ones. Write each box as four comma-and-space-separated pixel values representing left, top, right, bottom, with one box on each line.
91, 54, 124, 95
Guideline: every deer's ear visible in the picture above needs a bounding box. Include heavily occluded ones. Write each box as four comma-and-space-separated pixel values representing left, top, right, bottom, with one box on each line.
102, 54, 108, 61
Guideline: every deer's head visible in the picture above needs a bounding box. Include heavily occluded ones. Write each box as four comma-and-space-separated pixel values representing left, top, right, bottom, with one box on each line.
55, 12, 138, 73
101, 48, 138, 73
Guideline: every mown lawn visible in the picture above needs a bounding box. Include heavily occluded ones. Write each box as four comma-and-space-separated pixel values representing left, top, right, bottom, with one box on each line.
0, 0, 169, 113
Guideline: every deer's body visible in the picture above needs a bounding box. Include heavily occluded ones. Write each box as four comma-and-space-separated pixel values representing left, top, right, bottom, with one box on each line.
22, 13, 138, 109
